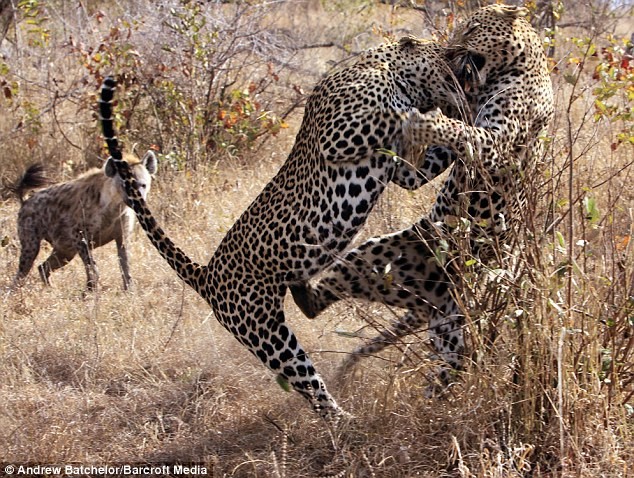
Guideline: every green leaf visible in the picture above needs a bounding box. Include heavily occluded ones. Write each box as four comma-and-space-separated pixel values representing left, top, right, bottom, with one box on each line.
594, 99, 608, 115
335, 328, 365, 338
548, 298, 565, 315
583, 196, 600, 225
555, 230, 566, 249
276, 374, 291, 392
382, 263, 394, 289
376, 147, 398, 157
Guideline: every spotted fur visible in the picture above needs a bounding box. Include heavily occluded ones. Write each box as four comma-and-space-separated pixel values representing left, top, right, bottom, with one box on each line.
11, 153, 157, 290
99, 36, 462, 419
291, 5, 554, 384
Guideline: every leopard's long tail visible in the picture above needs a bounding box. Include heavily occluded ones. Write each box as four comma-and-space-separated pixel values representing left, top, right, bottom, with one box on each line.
99, 77, 123, 160
99, 76, 207, 294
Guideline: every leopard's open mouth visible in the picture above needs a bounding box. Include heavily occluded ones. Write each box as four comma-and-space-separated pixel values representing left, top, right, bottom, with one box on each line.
447, 47, 486, 93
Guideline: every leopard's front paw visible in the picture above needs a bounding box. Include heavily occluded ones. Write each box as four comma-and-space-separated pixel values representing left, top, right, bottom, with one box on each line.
423, 107, 445, 121
421, 108, 450, 133
404, 107, 449, 146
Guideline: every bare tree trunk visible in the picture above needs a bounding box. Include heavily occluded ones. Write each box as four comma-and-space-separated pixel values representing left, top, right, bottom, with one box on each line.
0, 0, 13, 49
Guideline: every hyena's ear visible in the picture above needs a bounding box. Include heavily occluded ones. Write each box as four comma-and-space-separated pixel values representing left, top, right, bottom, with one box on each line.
104, 156, 117, 178
142, 150, 158, 175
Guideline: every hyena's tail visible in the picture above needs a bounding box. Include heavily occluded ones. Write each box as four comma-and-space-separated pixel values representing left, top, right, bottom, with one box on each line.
98, 76, 207, 294
7, 164, 52, 204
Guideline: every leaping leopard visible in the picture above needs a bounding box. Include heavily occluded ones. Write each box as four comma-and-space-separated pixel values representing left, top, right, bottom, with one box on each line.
99, 36, 463, 419
291, 5, 554, 386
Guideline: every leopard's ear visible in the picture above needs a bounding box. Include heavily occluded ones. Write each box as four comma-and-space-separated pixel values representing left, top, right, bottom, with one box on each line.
490, 4, 529, 19
399, 35, 422, 48
399, 36, 438, 54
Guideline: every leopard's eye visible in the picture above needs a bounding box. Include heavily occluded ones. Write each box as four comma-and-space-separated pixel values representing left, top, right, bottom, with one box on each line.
463, 21, 481, 37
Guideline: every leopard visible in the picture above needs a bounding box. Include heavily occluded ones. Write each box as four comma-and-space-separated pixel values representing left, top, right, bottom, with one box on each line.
290, 4, 555, 386
98, 36, 465, 420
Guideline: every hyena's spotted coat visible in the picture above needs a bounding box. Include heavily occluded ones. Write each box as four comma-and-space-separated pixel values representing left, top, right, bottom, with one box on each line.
10, 153, 157, 290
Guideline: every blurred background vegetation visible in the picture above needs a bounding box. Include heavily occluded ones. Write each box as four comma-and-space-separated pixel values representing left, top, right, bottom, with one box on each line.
0, 0, 633, 476
0, 1, 624, 174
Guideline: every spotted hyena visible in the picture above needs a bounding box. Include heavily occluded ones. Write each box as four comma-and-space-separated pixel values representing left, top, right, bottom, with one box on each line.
10, 152, 157, 290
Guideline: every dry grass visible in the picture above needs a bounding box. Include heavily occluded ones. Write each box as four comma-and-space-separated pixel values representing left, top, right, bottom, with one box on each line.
0, 1, 633, 476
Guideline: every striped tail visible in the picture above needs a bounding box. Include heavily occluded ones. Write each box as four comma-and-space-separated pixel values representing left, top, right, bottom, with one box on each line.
99, 76, 123, 161
98, 76, 207, 294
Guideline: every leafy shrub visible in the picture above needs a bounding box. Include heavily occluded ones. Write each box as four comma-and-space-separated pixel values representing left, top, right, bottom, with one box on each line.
0, 0, 301, 174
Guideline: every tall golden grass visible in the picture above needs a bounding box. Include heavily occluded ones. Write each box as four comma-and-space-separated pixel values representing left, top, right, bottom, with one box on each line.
0, 1, 632, 476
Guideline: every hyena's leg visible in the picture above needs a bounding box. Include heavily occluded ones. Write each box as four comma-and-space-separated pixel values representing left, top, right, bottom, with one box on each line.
14, 236, 41, 287
115, 237, 131, 290
76, 236, 98, 291
38, 250, 76, 286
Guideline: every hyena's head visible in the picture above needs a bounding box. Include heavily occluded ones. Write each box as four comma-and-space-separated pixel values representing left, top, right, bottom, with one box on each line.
105, 150, 158, 203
